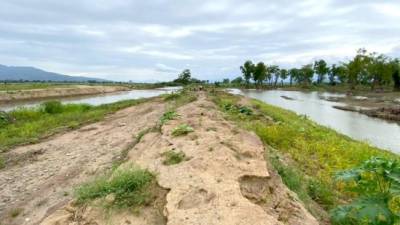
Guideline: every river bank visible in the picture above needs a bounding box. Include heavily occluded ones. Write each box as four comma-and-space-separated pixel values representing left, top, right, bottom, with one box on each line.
0, 85, 131, 103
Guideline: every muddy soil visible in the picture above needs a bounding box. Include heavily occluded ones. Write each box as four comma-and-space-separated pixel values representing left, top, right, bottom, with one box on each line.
40, 93, 318, 225
0, 99, 166, 225
0, 85, 130, 103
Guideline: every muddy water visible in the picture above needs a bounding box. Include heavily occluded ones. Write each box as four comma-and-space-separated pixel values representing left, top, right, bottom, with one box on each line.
228, 89, 400, 154
0, 87, 181, 112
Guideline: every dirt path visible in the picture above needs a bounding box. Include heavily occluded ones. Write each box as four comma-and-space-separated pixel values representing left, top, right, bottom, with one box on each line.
41, 93, 318, 225
0, 99, 166, 225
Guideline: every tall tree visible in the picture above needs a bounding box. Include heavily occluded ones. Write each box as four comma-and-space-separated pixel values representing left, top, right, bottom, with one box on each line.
253, 62, 267, 88
289, 68, 300, 86
279, 69, 288, 86
299, 64, 314, 85
391, 59, 400, 91
313, 59, 329, 84
269, 65, 280, 86
330, 64, 348, 85
240, 60, 254, 85
345, 49, 369, 90
366, 53, 392, 91
174, 69, 192, 85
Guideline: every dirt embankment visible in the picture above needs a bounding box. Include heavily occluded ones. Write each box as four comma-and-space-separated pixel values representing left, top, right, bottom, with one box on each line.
1, 92, 318, 225
0, 85, 130, 103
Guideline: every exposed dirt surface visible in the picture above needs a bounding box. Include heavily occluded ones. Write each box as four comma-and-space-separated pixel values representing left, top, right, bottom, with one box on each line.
0, 99, 166, 225
2, 92, 319, 225
0, 85, 130, 103
333, 105, 400, 122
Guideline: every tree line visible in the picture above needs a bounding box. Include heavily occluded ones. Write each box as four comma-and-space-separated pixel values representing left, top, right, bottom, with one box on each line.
235, 49, 400, 91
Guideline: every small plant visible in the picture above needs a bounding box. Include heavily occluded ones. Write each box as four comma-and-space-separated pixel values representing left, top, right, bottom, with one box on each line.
75, 166, 154, 208
0, 111, 14, 127
160, 111, 179, 125
162, 150, 187, 165
223, 103, 253, 116
330, 157, 400, 225
42, 101, 63, 114
9, 208, 23, 218
171, 124, 194, 136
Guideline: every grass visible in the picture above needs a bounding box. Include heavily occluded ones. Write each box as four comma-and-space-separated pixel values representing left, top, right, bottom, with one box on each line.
75, 166, 155, 208
171, 124, 194, 137
211, 90, 398, 221
162, 150, 187, 165
0, 83, 79, 91
0, 155, 5, 169
0, 98, 150, 152
9, 208, 23, 218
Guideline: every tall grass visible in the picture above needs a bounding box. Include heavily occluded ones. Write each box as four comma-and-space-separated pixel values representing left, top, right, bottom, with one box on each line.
0, 98, 149, 152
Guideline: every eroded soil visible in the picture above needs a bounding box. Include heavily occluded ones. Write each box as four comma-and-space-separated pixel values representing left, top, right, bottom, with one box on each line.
2, 92, 319, 225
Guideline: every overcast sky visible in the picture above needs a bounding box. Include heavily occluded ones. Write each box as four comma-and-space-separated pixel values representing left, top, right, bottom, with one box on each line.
1, 0, 399, 82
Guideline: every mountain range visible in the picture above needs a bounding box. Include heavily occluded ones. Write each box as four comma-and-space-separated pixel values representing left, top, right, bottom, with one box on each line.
0, 64, 107, 82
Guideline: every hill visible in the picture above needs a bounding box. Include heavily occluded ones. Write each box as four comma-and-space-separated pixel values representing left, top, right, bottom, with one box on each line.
0, 64, 107, 82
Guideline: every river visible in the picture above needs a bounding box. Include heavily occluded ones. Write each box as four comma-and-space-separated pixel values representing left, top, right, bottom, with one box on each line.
0, 87, 181, 112
228, 88, 400, 154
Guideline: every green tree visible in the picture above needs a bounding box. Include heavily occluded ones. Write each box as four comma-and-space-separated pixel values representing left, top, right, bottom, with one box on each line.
174, 69, 192, 85
314, 59, 329, 84
240, 60, 254, 85
391, 59, 400, 91
222, 78, 230, 84
367, 53, 392, 91
253, 62, 268, 88
289, 68, 300, 86
231, 76, 243, 84
269, 65, 280, 86
298, 64, 314, 85
345, 49, 370, 90
279, 69, 288, 86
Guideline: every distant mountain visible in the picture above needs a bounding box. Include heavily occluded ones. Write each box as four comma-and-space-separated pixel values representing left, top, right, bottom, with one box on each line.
0, 64, 107, 82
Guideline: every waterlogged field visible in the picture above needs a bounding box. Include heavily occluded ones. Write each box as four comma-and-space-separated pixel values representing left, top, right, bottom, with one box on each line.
212, 90, 399, 223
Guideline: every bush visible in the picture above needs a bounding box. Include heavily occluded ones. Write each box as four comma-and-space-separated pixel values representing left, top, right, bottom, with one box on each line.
75, 166, 154, 208
330, 157, 400, 225
162, 150, 187, 165
171, 124, 194, 136
160, 111, 179, 125
42, 101, 63, 114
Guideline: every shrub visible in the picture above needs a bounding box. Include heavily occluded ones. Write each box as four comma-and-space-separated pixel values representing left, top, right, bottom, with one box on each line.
160, 111, 179, 125
42, 101, 63, 114
171, 124, 194, 136
75, 166, 154, 208
162, 150, 187, 165
330, 157, 400, 225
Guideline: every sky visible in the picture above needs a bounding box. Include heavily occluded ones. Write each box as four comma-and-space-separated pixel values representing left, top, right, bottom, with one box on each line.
0, 0, 400, 82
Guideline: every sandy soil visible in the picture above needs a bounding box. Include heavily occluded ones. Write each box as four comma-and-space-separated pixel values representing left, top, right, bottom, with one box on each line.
0, 99, 166, 225
0, 85, 130, 102
40, 93, 318, 225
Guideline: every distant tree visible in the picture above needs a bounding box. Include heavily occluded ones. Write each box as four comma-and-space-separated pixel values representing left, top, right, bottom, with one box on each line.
345, 48, 370, 90
298, 64, 314, 85
253, 62, 268, 88
231, 76, 244, 84
391, 59, 400, 91
313, 59, 329, 84
268, 65, 280, 86
279, 69, 288, 86
222, 78, 230, 84
240, 60, 254, 85
289, 68, 300, 86
174, 69, 192, 85
366, 53, 392, 91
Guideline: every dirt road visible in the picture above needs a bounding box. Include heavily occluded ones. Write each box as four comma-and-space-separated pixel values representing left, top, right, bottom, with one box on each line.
1, 92, 318, 225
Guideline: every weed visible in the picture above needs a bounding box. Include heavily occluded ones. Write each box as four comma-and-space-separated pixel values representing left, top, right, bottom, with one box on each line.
206, 127, 217, 132
9, 208, 23, 218
0, 155, 5, 169
171, 124, 194, 137
42, 101, 63, 114
160, 111, 179, 125
162, 150, 187, 165
75, 166, 154, 208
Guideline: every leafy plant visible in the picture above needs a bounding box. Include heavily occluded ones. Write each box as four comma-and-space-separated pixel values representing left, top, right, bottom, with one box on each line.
171, 124, 194, 136
0, 111, 14, 127
160, 111, 179, 125
42, 101, 63, 114
162, 150, 187, 165
331, 157, 400, 225
75, 166, 154, 208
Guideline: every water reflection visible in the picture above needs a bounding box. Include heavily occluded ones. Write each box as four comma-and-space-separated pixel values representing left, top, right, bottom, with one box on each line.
228, 88, 400, 154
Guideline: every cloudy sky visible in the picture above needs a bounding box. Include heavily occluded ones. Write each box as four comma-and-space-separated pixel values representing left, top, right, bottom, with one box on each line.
1, 0, 400, 82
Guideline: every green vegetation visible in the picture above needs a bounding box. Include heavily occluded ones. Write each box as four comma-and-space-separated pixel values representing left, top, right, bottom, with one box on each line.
231, 49, 400, 92
0, 98, 149, 152
171, 124, 194, 137
0, 155, 5, 169
212, 91, 399, 222
160, 111, 179, 125
0, 83, 78, 91
9, 208, 23, 218
331, 157, 400, 225
75, 166, 155, 208
162, 150, 187, 165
